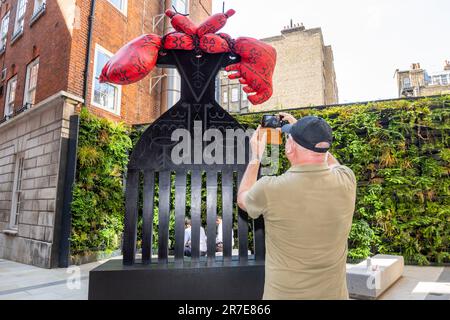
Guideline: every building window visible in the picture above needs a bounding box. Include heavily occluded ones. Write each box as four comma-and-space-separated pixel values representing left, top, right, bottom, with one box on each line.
172, 0, 189, 14
33, 0, 46, 15
13, 0, 27, 37
24, 58, 39, 106
403, 77, 411, 88
108, 0, 127, 15
167, 70, 181, 109
4, 75, 17, 117
432, 75, 441, 85
0, 12, 10, 52
165, 2, 188, 110
223, 90, 228, 103
30, 0, 46, 25
10, 153, 24, 230
441, 75, 448, 86
242, 89, 248, 102
92, 45, 121, 114
231, 88, 239, 102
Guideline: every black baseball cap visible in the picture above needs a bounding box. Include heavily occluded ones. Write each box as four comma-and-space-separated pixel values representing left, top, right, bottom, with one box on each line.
281, 116, 333, 153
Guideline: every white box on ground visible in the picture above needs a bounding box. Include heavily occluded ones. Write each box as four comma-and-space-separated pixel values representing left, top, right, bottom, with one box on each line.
346, 254, 404, 300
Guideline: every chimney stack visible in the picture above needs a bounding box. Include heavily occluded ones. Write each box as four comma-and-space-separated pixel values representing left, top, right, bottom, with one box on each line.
444, 60, 450, 71
411, 63, 421, 70
281, 20, 306, 35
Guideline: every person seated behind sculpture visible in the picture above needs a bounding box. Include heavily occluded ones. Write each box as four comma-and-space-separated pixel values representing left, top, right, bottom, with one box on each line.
215, 216, 234, 252
184, 218, 207, 257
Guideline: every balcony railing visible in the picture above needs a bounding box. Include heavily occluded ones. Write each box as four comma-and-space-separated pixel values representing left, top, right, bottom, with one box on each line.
15, 103, 33, 116
0, 103, 34, 125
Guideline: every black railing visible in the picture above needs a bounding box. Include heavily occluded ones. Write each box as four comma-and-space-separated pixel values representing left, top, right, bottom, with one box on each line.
14, 103, 33, 116
0, 103, 34, 125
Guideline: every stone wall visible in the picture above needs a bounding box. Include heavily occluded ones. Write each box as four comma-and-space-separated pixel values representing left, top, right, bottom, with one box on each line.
222, 26, 339, 113
420, 85, 450, 97
324, 45, 339, 105
0, 92, 80, 268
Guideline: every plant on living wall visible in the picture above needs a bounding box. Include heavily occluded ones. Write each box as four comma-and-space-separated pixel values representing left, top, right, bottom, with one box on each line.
70, 108, 132, 255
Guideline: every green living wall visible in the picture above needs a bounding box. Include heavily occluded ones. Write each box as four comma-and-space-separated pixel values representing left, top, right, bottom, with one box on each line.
237, 95, 450, 264
70, 108, 132, 256
71, 96, 450, 265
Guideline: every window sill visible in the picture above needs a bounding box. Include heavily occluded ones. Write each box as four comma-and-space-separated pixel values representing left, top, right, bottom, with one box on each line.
2, 229, 18, 236
10, 29, 23, 45
15, 103, 32, 116
30, 4, 47, 27
0, 46, 5, 57
107, 1, 128, 19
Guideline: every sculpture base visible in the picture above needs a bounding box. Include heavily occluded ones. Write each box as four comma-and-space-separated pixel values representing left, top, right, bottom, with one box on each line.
88, 258, 265, 300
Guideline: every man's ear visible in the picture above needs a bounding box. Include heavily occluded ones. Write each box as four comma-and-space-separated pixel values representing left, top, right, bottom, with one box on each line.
285, 138, 293, 155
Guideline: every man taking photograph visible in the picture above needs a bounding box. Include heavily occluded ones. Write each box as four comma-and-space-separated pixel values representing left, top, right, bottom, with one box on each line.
237, 113, 357, 300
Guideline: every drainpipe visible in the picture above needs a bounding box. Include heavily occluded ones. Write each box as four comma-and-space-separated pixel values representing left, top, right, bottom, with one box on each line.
83, 0, 97, 104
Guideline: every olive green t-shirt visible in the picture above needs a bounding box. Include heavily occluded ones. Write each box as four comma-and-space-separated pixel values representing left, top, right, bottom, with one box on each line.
245, 164, 357, 300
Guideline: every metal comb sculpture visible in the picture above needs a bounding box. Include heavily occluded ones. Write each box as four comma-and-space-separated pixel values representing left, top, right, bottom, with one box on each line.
99, 9, 271, 266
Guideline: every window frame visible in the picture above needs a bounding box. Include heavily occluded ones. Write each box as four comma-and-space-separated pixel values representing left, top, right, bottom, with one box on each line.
231, 87, 239, 103
165, 1, 188, 109
33, 0, 46, 16
13, 0, 27, 37
402, 77, 411, 88
107, 0, 128, 16
223, 90, 228, 103
172, 0, 189, 14
4, 75, 18, 117
24, 57, 40, 107
0, 11, 10, 52
241, 88, 248, 102
9, 152, 25, 230
91, 44, 122, 115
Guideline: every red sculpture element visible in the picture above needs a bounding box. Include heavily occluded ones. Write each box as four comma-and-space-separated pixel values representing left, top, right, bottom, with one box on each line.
163, 32, 195, 51
100, 9, 277, 105
197, 9, 235, 38
226, 37, 277, 105
165, 9, 198, 36
199, 33, 231, 54
99, 34, 161, 85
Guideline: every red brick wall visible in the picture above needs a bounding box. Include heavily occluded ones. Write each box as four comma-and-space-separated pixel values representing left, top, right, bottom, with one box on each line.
0, 0, 212, 125
79, 0, 164, 124
75, 0, 212, 125
0, 0, 72, 117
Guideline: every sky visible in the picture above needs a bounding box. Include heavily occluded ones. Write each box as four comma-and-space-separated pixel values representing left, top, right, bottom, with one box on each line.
211, 0, 450, 103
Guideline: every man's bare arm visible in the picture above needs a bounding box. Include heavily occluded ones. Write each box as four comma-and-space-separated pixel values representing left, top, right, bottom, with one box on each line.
237, 127, 267, 211
237, 159, 261, 211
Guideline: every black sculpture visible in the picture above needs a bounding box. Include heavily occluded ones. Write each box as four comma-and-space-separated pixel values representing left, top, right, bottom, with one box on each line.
89, 51, 265, 300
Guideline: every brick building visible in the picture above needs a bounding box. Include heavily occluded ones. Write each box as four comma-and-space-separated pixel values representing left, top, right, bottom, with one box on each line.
396, 61, 450, 98
0, 0, 211, 268
219, 23, 339, 113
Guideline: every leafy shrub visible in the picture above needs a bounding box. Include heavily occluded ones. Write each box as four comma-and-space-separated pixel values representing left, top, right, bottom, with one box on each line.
70, 108, 132, 255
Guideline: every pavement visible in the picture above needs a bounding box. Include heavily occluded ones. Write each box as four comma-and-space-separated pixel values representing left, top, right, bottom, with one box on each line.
0, 258, 449, 300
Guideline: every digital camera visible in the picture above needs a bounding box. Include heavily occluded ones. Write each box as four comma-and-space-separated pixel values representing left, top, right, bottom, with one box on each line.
261, 115, 288, 128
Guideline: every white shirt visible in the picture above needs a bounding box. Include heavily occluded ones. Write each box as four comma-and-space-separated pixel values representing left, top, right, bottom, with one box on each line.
184, 226, 207, 252
216, 222, 234, 248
